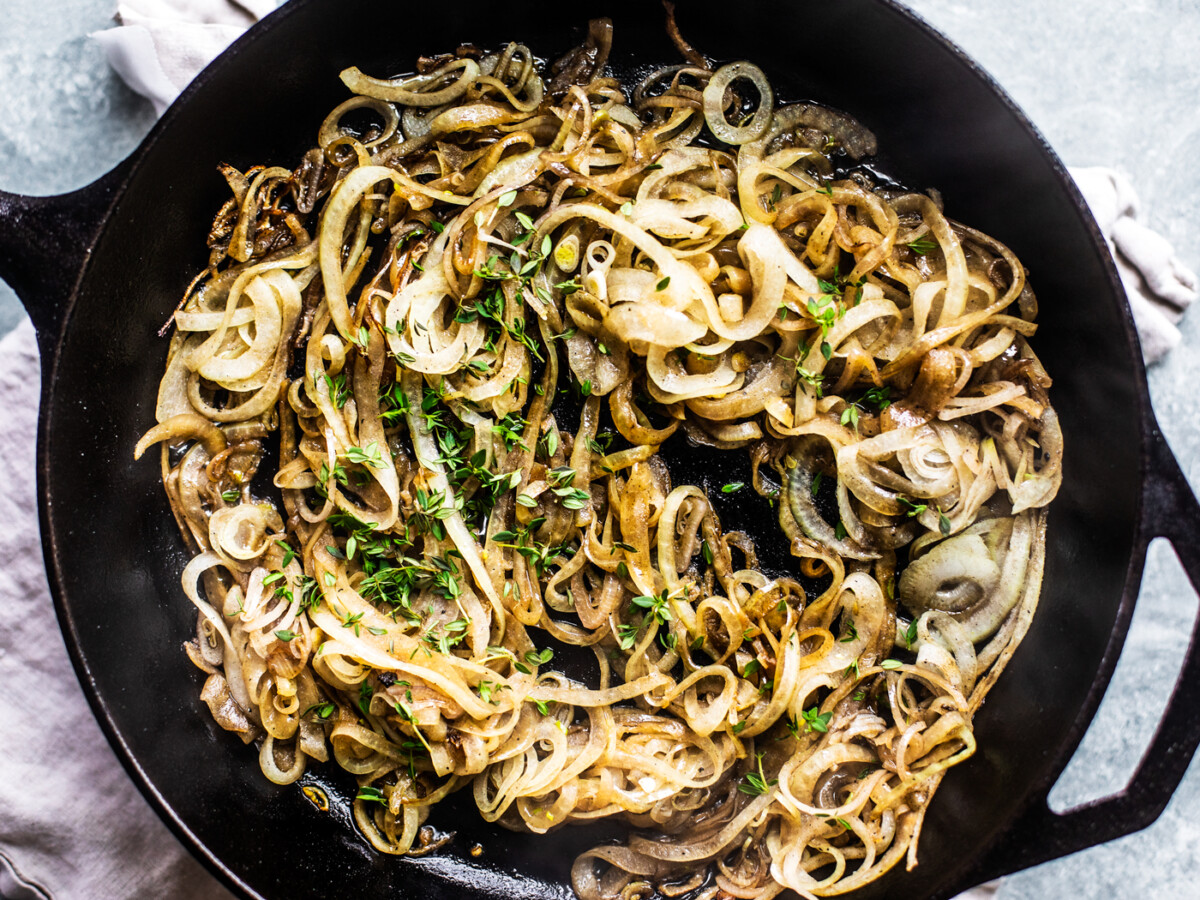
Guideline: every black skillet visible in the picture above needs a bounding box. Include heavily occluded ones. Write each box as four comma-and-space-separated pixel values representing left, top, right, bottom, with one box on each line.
2, 1, 1200, 897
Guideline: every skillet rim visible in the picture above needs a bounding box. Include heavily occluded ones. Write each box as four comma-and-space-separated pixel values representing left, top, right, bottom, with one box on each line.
32, 1, 1152, 897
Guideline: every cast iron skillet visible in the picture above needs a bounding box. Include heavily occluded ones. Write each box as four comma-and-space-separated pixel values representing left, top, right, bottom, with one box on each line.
2, 1, 1200, 897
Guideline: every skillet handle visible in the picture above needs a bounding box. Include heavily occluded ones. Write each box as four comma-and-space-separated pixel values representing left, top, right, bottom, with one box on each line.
967, 416, 1200, 884
0, 159, 133, 355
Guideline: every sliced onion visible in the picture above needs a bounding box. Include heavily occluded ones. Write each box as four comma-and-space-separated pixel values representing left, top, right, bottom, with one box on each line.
702, 62, 774, 145
899, 517, 1032, 642
318, 96, 399, 149
606, 302, 707, 348
402, 372, 504, 623
134, 413, 226, 460
340, 58, 480, 106
785, 436, 879, 560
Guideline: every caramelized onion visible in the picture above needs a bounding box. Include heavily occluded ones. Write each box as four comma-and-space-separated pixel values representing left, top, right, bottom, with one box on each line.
137, 18, 1060, 900
702, 62, 773, 145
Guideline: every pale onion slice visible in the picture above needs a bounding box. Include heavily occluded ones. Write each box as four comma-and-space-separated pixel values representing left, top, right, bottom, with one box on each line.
340, 58, 480, 106
606, 302, 707, 349
318, 95, 400, 149
193, 272, 282, 386
701, 62, 774, 145
134, 413, 226, 460
383, 239, 485, 374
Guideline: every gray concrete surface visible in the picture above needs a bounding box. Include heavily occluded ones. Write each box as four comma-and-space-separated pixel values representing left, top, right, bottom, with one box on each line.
0, 0, 154, 334
1, 1, 1198, 898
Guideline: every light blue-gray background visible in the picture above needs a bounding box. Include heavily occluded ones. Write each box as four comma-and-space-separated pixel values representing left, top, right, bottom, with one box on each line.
1, 2, 1198, 898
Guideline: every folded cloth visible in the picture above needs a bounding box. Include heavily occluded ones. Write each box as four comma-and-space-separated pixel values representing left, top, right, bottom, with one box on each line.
0, 5, 1189, 900
92, 0, 277, 116
1071, 166, 1197, 363
0, 320, 235, 900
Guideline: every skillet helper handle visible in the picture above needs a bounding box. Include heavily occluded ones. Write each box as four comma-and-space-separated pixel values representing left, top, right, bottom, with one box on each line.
0, 161, 131, 353
970, 416, 1200, 884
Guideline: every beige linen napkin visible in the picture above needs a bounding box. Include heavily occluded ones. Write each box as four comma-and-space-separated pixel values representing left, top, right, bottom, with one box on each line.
92, 0, 276, 116
0, 320, 235, 899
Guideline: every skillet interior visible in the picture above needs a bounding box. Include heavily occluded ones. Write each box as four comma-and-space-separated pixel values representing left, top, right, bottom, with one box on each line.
41, 1, 1141, 897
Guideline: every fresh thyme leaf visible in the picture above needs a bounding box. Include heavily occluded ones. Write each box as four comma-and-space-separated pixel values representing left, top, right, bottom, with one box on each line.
795, 366, 824, 398
631, 589, 672, 626
554, 486, 591, 510
356, 785, 387, 804
304, 701, 335, 720
357, 680, 374, 715
525, 647, 554, 667
860, 385, 891, 411
907, 236, 938, 255
616, 622, 641, 649
547, 466, 576, 487
738, 753, 777, 796
346, 442, 387, 469
275, 540, 296, 568
801, 707, 832, 733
